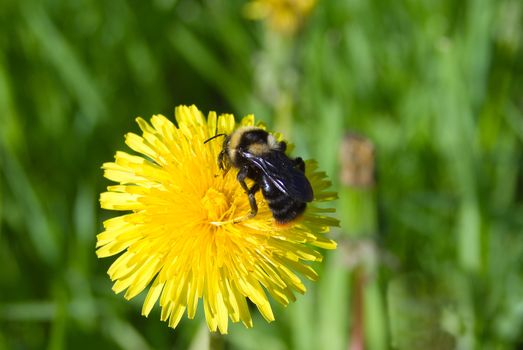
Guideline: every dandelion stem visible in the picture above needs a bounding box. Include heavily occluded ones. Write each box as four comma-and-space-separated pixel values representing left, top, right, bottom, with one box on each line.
209, 332, 225, 350
339, 134, 386, 350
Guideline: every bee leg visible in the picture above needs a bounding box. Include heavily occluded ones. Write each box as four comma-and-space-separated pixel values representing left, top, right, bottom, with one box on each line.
234, 168, 260, 223
278, 141, 287, 152
245, 184, 260, 218
218, 150, 226, 170
217, 150, 231, 177
294, 157, 306, 172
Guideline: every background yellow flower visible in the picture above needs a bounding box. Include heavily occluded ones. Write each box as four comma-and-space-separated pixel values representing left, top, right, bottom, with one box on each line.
244, 0, 317, 35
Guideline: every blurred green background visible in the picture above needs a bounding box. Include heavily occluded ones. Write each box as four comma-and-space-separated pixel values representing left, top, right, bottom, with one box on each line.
1, 0, 522, 349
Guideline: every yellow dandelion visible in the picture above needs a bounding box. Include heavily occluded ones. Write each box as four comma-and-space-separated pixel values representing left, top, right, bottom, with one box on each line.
97, 105, 337, 334
244, 0, 317, 35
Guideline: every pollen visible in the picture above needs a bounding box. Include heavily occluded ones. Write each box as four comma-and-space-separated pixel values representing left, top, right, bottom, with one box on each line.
201, 188, 230, 222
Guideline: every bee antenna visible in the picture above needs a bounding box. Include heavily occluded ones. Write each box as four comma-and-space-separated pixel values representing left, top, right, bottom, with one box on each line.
204, 133, 226, 144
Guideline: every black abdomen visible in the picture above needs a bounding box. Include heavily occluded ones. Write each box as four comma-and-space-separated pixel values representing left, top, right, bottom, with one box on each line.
262, 186, 306, 224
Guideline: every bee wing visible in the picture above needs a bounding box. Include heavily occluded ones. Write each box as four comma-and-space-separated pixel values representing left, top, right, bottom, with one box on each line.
241, 151, 314, 202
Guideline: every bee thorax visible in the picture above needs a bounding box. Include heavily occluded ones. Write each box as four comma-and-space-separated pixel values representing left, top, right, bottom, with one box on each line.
247, 143, 270, 156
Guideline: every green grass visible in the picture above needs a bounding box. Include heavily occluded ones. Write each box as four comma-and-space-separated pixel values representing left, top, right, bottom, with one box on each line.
1, 0, 522, 349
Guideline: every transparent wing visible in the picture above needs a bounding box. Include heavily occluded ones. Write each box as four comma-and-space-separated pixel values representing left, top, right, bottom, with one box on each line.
241, 151, 314, 202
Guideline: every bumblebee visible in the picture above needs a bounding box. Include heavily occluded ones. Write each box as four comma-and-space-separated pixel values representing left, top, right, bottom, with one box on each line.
205, 126, 313, 224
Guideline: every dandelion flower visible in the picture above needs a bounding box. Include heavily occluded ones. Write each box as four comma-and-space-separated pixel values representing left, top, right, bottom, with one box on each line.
244, 0, 317, 35
97, 105, 337, 334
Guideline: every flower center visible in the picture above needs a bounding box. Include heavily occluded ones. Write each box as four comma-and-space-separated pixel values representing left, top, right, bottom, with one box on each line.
201, 188, 230, 222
